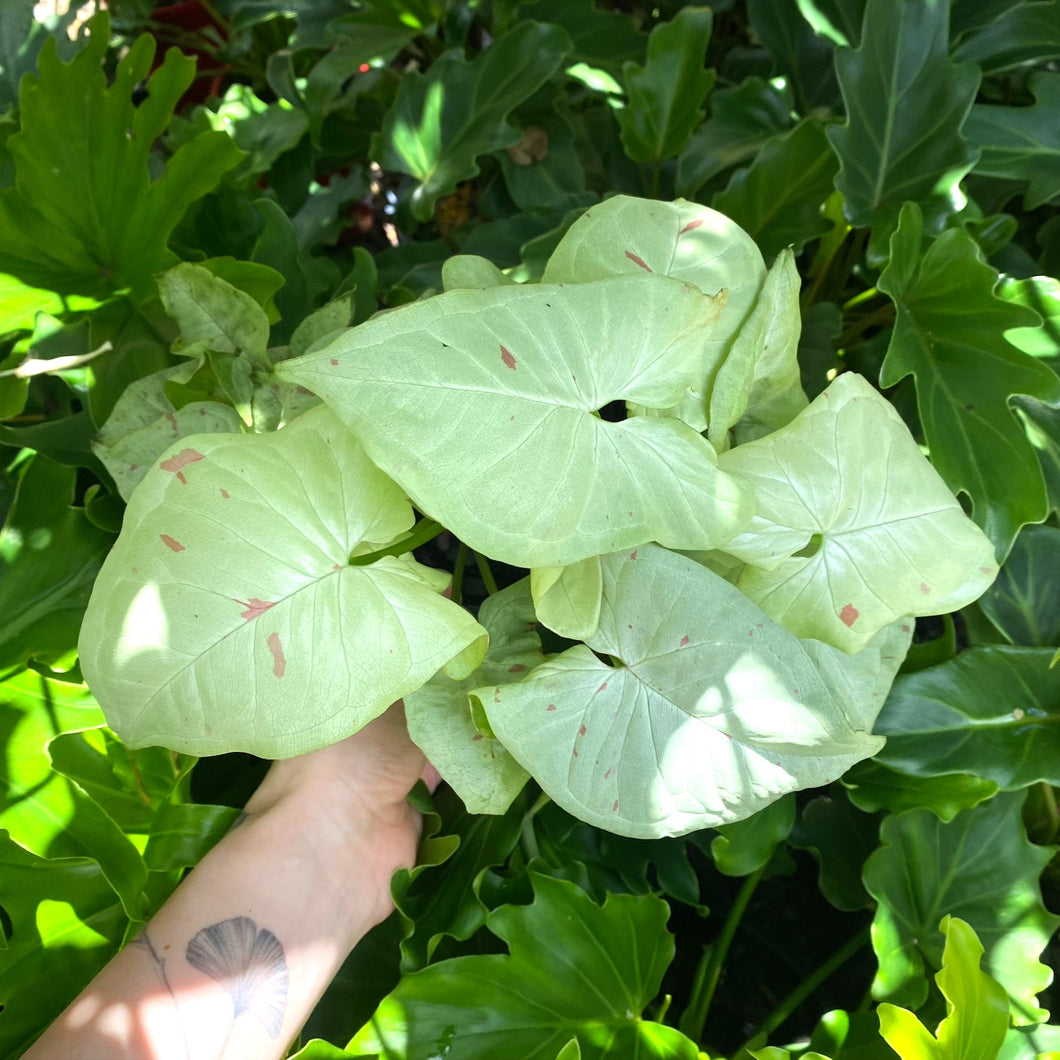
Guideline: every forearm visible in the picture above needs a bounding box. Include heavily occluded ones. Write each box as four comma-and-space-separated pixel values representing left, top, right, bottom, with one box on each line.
24, 765, 419, 1060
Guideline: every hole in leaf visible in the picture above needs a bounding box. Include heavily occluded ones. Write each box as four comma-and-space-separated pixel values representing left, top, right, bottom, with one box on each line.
793, 533, 823, 558
596, 400, 627, 423
591, 649, 622, 668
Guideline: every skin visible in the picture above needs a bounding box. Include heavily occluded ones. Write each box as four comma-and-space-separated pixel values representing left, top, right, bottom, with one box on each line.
24, 703, 432, 1060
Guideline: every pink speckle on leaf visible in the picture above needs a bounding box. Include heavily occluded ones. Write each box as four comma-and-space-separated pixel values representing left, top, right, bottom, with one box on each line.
160, 448, 205, 485
579, 724, 587, 736
597, 681, 608, 693
236, 597, 275, 621
679, 635, 690, 647
919, 582, 931, 595
500, 345, 517, 370
612, 800, 619, 812
901, 624, 911, 633
630, 549, 638, 560
220, 488, 230, 499
160, 534, 185, 553
508, 664, 526, 673
624, 250, 652, 272
840, 604, 859, 627
572, 749, 579, 758
267, 632, 286, 678
472, 734, 484, 742
165, 411, 179, 432
330, 358, 339, 366
547, 703, 557, 712
980, 566, 994, 574
604, 768, 612, 779
679, 219, 704, 235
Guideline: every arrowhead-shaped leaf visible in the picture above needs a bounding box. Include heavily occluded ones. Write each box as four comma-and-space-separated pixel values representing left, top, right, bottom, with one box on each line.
373, 21, 572, 221
717, 372, 997, 652
404, 581, 538, 815
879, 203, 1060, 556
479, 544, 908, 838
826, 0, 980, 228
617, 6, 716, 163
79, 406, 487, 757
278, 275, 752, 567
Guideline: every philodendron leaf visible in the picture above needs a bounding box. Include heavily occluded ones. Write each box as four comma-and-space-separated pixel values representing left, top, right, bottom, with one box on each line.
617, 6, 716, 163
350, 873, 699, 1059
404, 581, 538, 816
977, 524, 1060, 646
531, 556, 603, 640
157, 263, 271, 367
865, 792, 1057, 1024
879, 202, 1060, 557
871, 646, 1060, 790
78, 406, 487, 757
826, 0, 980, 228
542, 195, 766, 431
707, 247, 806, 451
374, 21, 572, 221
93, 362, 243, 502
711, 793, 796, 876
842, 761, 998, 824
277, 275, 752, 567
479, 544, 909, 839
717, 371, 998, 653
878, 916, 1010, 1060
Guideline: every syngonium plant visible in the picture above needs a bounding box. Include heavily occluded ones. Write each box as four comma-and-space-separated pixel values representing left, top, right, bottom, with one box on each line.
78, 196, 998, 839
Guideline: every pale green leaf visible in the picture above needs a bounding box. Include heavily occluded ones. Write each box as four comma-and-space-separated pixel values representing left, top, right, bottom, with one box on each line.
717, 372, 998, 652
479, 544, 908, 838
404, 581, 537, 816
707, 247, 807, 451
531, 556, 602, 640
542, 195, 766, 431
277, 275, 752, 567
78, 406, 487, 757
289, 296, 354, 359
441, 254, 515, 291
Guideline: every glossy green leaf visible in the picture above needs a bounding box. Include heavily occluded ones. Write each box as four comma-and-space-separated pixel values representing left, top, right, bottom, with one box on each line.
497, 112, 588, 214
79, 406, 487, 757
872, 646, 1060, 789
0, 455, 114, 669
141, 801, 240, 871
278, 275, 753, 567
711, 119, 840, 263
877, 916, 1010, 1060
0, 832, 128, 1059
717, 372, 997, 652
842, 761, 998, 823
952, 0, 1060, 72
514, 0, 646, 70
531, 556, 602, 640
350, 873, 699, 1059
0, 12, 242, 298
707, 248, 806, 450
480, 544, 908, 838
826, 0, 980, 228
711, 793, 796, 876
675, 77, 794, 199
542, 195, 767, 431
864, 792, 1057, 1023
966, 72, 1060, 209
789, 792, 877, 910
977, 524, 1060, 646
157, 263, 271, 367
404, 581, 537, 815
999, 274, 1060, 366
374, 21, 571, 221
617, 6, 715, 163
879, 204, 1060, 556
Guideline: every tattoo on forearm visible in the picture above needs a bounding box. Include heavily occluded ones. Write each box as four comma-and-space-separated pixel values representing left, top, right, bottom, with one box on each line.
129, 929, 191, 1060
186, 916, 289, 1040
229, 811, 250, 831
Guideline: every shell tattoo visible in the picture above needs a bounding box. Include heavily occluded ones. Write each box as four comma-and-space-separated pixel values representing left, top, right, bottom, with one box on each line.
186, 916, 289, 1038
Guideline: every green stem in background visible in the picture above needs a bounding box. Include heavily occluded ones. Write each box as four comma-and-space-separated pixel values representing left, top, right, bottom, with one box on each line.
1026, 781, 1060, 845
738, 924, 870, 1053
837, 302, 895, 350
348, 518, 443, 566
474, 551, 499, 595
450, 541, 468, 605
680, 863, 767, 1043
520, 789, 552, 863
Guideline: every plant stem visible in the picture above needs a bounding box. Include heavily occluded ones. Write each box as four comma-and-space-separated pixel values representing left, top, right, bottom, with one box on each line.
450, 542, 468, 605
680, 863, 767, 1042
348, 518, 443, 566
474, 551, 499, 595
738, 924, 870, 1052
520, 789, 551, 863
